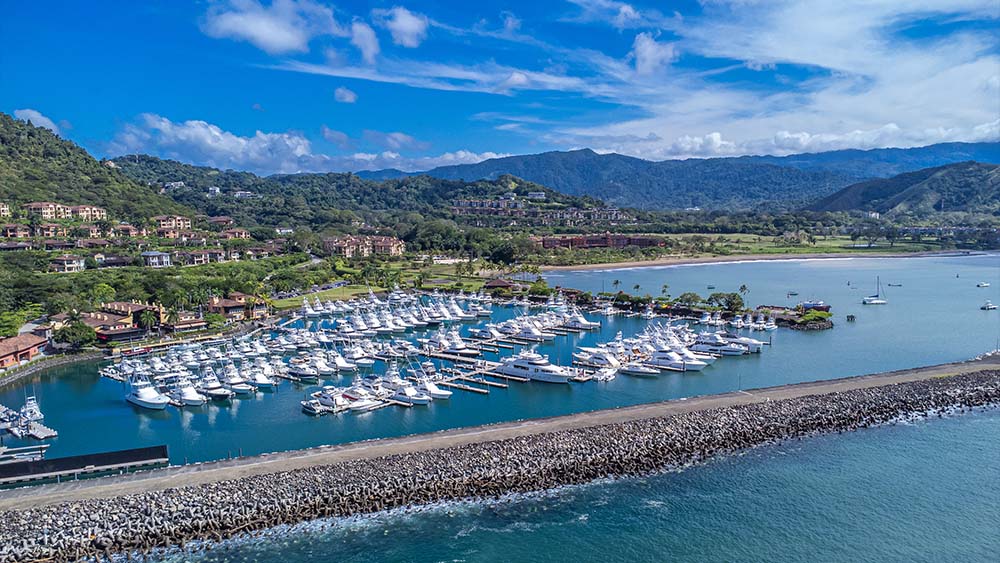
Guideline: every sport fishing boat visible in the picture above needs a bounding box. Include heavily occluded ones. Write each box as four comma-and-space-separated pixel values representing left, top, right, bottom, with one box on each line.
124, 374, 170, 410
167, 376, 208, 406
494, 351, 573, 383
301, 399, 332, 416
195, 369, 235, 401
19, 396, 44, 421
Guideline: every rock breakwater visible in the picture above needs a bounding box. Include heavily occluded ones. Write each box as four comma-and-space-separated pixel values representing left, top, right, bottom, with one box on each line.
2, 370, 998, 562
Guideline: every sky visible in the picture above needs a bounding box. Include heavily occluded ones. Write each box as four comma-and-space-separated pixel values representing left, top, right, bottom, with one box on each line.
2, 0, 998, 175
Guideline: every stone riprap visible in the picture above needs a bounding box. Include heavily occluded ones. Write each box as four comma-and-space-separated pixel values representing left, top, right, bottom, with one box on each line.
1, 370, 997, 563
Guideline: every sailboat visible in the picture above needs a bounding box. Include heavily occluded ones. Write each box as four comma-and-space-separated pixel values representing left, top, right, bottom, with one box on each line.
862, 276, 888, 305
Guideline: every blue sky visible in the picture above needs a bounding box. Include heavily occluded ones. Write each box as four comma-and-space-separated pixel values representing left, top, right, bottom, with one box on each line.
2, 0, 998, 174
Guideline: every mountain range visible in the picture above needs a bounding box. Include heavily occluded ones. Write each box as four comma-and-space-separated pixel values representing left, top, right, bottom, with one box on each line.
358, 143, 1000, 210
807, 161, 1000, 216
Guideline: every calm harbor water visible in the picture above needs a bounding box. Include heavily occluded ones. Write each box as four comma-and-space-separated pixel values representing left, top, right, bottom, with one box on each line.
2, 253, 998, 466
158, 408, 1000, 563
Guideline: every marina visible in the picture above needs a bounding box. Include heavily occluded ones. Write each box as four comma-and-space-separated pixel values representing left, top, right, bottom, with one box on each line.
1, 254, 997, 467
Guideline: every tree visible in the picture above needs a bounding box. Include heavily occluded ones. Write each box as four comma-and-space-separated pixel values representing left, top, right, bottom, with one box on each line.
660, 283, 670, 297
738, 284, 749, 296
676, 292, 702, 306
632, 284, 641, 293
612, 279, 621, 290
54, 321, 96, 350
89, 283, 116, 306
138, 309, 158, 334
204, 313, 226, 330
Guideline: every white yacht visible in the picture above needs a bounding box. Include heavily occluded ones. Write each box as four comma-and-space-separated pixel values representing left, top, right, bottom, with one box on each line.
495, 351, 573, 383
862, 276, 888, 305
691, 333, 747, 356
415, 377, 452, 399
196, 370, 235, 400
125, 374, 170, 410
981, 300, 997, 310
649, 349, 707, 371
288, 362, 320, 383
301, 399, 332, 416
167, 376, 207, 406
19, 396, 44, 421
619, 362, 660, 377
311, 386, 350, 409
572, 347, 621, 368
977, 282, 991, 288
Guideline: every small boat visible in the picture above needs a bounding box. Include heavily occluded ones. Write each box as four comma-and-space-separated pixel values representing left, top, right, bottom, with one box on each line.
786, 291, 799, 296
706, 285, 716, 290
301, 399, 332, 416
977, 282, 991, 288
619, 362, 659, 377
125, 374, 169, 410
981, 300, 997, 310
19, 396, 44, 421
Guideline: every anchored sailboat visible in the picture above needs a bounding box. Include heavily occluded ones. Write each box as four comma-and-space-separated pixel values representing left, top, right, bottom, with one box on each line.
862, 276, 888, 305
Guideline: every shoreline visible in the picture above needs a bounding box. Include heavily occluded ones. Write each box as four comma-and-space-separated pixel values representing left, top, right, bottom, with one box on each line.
1, 354, 995, 511
541, 249, 982, 272
0, 362, 997, 562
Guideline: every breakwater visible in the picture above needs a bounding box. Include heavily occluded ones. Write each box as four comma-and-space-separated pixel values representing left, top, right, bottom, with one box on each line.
1, 368, 998, 563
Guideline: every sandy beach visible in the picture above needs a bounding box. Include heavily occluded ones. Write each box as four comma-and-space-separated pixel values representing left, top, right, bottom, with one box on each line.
542, 250, 976, 272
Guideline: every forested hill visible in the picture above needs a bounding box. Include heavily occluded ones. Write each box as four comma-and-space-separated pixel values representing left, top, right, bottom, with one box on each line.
0, 113, 190, 221
361, 149, 853, 210
111, 154, 605, 230
806, 161, 1000, 216
357, 142, 1000, 210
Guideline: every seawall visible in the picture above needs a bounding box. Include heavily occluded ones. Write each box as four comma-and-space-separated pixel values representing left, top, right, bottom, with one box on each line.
1, 359, 998, 562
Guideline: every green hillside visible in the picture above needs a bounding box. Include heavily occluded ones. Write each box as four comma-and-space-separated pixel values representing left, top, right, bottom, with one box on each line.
111, 154, 606, 231
0, 112, 190, 221
806, 161, 1000, 216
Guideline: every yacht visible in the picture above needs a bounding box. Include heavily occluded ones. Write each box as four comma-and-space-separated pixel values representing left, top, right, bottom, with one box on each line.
977, 282, 991, 288
247, 368, 276, 390
220, 367, 255, 395
495, 351, 573, 383
19, 396, 44, 421
288, 362, 320, 383
981, 300, 997, 310
572, 347, 621, 368
311, 386, 350, 409
195, 370, 235, 400
648, 349, 707, 371
125, 374, 170, 410
342, 385, 383, 411
691, 333, 747, 356
415, 377, 452, 399
619, 362, 660, 377
301, 399, 332, 416
167, 377, 207, 406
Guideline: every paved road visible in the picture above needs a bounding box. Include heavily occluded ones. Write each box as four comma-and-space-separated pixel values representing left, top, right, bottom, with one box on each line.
1, 356, 995, 511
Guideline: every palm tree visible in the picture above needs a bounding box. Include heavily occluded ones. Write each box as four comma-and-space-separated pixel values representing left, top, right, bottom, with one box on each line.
413, 272, 426, 289
633, 284, 641, 293
738, 284, 749, 296
138, 309, 158, 336
661, 283, 670, 297
612, 279, 621, 291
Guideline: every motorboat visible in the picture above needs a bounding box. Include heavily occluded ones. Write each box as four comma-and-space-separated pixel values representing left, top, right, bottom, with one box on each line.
301, 399, 332, 416
619, 362, 660, 377
19, 396, 44, 421
977, 282, 991, 288
288, 362, 320, 383
311, 386, 350, 409
648, 349, 707, 371
195, 370, 235, 400
494, 351, 573, 383
982, 300, 997, 310
415, 377, 452, 399
125, 374, 170, 410
691, 333, 747, 356
167, 377, 208, 406
572, 347, 621, 368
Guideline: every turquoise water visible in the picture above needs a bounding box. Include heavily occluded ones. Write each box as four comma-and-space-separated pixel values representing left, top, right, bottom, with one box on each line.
2, 254, 998, 464
156, 408, 1000, 563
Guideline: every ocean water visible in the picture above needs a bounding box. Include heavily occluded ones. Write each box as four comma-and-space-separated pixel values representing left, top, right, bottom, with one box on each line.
1, 254, 998, 464
154, 408, 1000, 563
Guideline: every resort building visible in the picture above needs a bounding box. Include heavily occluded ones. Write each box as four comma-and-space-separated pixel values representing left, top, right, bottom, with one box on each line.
0, 242, 32, 251
69, 205, 107, 221
1, 224, 31, 238
220, 228, 251, 240
113, 224, 146, 237
140, 251, 172, 268
152, 215, 192, 230
99, 301, 164, 327
44, 240, 76, 251
537, 233, 664, 250
229, 292, 269, 320
322, 235, 406, 258
208, 216, 234, 227
24, 202, 71, 219
164, 310, 207, 332
527, 191, 547, 200
50, 254, 86, 273
0, 334, 48, 369
0, 203, 10, 218
34, 224, 68, 238
206, 296, 246, 323
233, 190, 257, 199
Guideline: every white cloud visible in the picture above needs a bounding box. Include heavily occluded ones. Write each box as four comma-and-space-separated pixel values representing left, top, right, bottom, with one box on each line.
362, 130, 429, 151
201, 0, 346, 54
13, 108, 62, 135
502, 12, 521, 33
630, 33, 676, 75
350, 21, 380, 64
108, 113, 500, 173
333, 86, 358, 103
320, 125, 351, 148
374, 6, 429, 48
